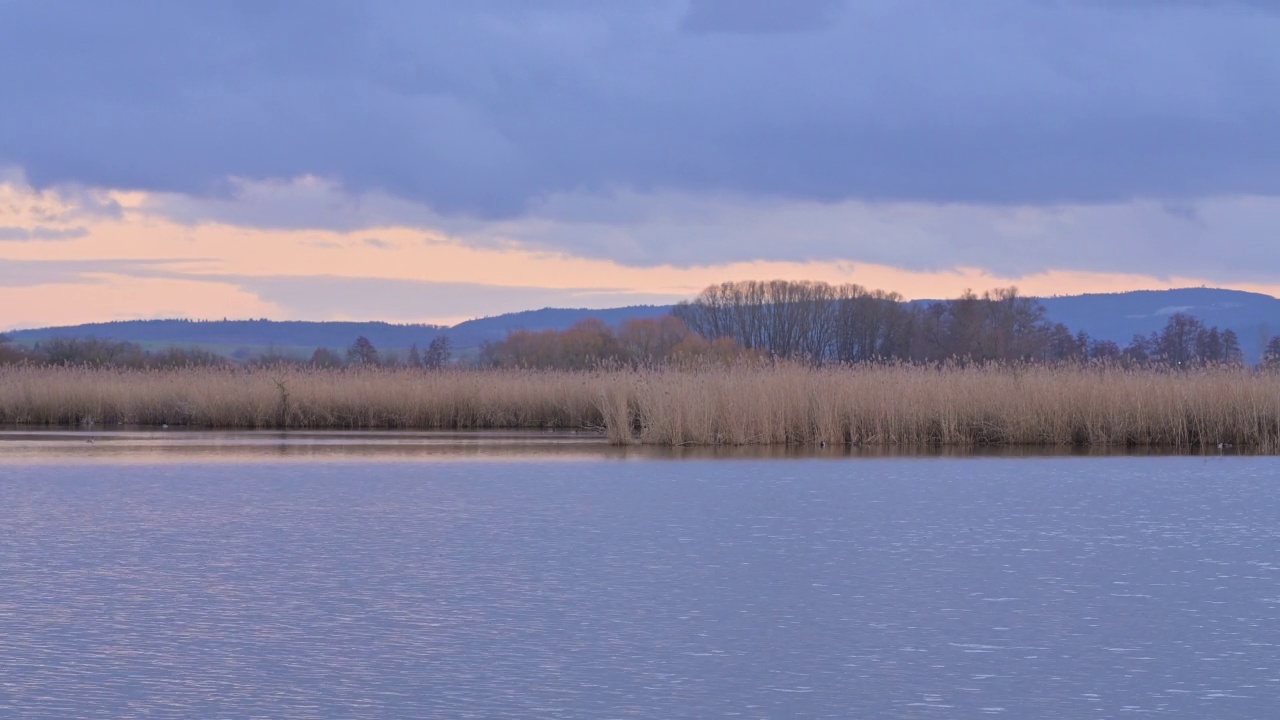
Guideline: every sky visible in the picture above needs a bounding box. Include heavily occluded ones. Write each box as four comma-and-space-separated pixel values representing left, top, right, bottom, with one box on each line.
3, 0, 1280, 329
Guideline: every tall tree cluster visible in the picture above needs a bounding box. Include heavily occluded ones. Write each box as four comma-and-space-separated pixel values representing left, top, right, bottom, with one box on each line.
673, 281, 1246, 367
1121, 313, 1242, 366
1264, 336, 1280, 370
674, 281, 1064, 364
479, 317, 755, 369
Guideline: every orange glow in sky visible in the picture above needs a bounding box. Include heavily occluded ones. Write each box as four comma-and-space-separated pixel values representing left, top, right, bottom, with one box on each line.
2, 179, 1278, 330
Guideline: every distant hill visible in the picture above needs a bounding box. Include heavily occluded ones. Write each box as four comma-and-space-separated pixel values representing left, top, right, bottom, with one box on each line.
894, 287, 1277, 364
3, 306, 675, 359
1037, 288, 1280, 364
3, 319, 449, 358
5, 289, 1278, 363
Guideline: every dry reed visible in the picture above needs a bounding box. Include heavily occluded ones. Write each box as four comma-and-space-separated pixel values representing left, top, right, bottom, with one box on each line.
2, 363, 1278, 450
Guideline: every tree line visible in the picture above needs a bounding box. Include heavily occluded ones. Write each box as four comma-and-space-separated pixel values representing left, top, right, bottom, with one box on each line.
479, 316, 756, 369
0, 336, 229, 369
672, 280, 1247, 367
473, 283, 1256, 370
4, 280, 1276, 370
332, 334, 452, 369
0, 333, 452, 369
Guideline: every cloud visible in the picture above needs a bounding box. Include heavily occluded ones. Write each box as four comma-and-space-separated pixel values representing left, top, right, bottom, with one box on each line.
0, 259, 186, 288
142, 176, 447, 232
1, 1, 1277, 218
480, 191, 1280, 283
0, 167, 124, 223
129, 175, 1280, 283
0, 261, 656, 325
0, 226, 89, 241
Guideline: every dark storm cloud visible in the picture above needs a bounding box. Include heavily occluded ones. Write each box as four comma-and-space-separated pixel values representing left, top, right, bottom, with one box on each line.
1, 0, 1278, 217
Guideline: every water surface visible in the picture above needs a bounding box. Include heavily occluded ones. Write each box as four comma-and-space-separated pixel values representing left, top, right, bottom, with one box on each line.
1, 439, 1276, 717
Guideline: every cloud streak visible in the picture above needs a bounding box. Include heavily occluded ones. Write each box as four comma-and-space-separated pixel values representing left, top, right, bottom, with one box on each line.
0, 226, 88, 242
0, 258, 194, 288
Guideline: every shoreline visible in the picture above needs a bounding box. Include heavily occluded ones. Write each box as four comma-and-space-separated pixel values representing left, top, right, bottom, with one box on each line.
0, 427, 1253, 465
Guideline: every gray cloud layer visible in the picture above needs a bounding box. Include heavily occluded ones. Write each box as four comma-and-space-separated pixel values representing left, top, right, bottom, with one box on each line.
2, 0, 1278, 217
0, 258, 185, 288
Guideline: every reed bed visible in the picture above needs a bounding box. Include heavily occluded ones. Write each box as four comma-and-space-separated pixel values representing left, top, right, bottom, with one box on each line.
2, 364, 1278, 450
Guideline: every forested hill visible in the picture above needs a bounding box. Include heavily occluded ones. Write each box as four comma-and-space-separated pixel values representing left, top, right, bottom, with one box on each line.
5, 288, 1279, 362
1037, 287, 1280, 362
4, 319, 449, 353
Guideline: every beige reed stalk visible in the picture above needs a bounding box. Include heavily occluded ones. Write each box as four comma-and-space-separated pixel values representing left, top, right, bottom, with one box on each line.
2, 363, 1277, 450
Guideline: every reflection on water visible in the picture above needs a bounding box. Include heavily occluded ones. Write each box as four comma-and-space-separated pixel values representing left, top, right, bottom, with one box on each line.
0, 429, 619, 463
0, 428, 1248, 464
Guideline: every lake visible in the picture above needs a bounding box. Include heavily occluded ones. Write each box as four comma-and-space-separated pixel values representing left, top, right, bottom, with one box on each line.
1, 432, 1277, 718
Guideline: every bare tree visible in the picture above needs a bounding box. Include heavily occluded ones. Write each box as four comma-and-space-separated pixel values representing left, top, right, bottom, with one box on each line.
1263, 336, 1280, 370
1221, 329, 1243, 366
677, 280, 1068, 365
1154, 313, 1204, 366
674, 280, 840, 364
1089, 339, 1122, 361
1123, 334, 1153, 365
310, 347, 345, 368
346, 336, 379, 367
833, 286, 908, 362
423, 335, 451, 369
617, 316, 694, 366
